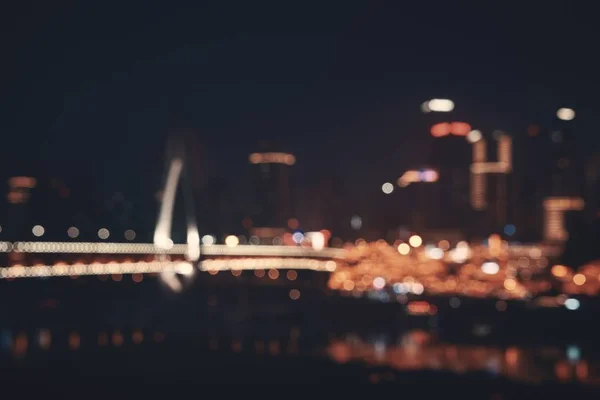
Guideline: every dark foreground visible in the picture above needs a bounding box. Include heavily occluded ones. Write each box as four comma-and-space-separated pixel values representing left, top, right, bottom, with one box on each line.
3, 345, 600, 400
1, 276, 600, 397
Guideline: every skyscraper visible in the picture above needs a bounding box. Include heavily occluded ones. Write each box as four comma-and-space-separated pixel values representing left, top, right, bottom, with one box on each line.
425, 102, 472, 230
248, 141, 295, 229
469, 133, 513, 235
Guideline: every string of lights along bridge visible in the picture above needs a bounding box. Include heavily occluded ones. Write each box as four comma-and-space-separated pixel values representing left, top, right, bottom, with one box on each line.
0, 240, 344, 280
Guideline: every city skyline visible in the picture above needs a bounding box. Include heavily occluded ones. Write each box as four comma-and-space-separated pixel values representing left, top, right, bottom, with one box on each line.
2, 3, 600, 390
1, 3, 597, 197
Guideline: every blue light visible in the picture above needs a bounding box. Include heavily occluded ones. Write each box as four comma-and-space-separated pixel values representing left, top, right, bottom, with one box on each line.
292, 232, 304, 244
504, 224, 516, 236
565, 298, 580, 310
567, 345, 581, 362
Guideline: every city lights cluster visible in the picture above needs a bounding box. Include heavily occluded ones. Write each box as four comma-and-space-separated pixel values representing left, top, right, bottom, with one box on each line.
0, 260, 194, 280
329, 238, 575, 303
551, 261, 600, 297
200, 258, 337, 272
327, 332, 593, 384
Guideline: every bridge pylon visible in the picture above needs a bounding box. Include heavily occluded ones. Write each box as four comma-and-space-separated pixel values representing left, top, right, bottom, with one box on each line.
154, 134, 200, 261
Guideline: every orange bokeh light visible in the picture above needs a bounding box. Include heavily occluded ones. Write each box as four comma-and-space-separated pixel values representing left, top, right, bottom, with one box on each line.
431, 122, 472, 137
430, 122, 451, 137
287, 218, 299, 230
551, 265, 568, 278
451, 122, 471, 136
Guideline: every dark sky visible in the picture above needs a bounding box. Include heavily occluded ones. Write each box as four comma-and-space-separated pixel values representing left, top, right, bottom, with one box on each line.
1, 2, 598, 199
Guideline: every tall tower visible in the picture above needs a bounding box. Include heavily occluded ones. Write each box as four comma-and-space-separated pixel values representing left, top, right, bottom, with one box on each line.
469, 133, 512, 233
540, 108, 584, 243
248, 141, 295, 229
424, 99, 472, 229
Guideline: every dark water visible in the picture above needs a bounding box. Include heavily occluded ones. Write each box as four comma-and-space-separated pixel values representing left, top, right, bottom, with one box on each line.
1, 275, 600, 396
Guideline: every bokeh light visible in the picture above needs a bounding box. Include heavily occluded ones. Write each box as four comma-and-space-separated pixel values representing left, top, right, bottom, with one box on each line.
467, 129, 482, 143
32, 225, 45, 237
381, 182, 394, 194
67, 227, 79, 239
225, 235, 239, 247
397, 243, 410, 255
97, 228, 110, 240
408, 235, 422, 247
556, 108, 575, 121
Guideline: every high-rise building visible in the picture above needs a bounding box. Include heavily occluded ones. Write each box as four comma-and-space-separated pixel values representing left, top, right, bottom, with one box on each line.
426, 110, 473, 230
585, 154, 600, 218
468, 133, 513, 234
248, 141, 295, 230
512, 124, 554, 240
543, 197, 585, 242
2, 176, 37, 239
515, 111, 583, 242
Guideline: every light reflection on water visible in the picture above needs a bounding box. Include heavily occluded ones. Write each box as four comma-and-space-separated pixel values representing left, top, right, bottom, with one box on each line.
326, 330, 600, 385
3, 327, 600, 385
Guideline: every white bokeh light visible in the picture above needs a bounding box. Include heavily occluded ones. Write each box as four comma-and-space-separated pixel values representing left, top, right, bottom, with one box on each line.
67, 227, 79, 239
481, 261, 500, 275
225, 235, 239, 247
32, 225, 45, 237
381, 182, 394, 194
427, 98, 454, 112
202, 235, 215, 245
408, 235, 422, 247
350, 215, 362, 230
97, 228, 110, 240
556, 107, 575, 121
373, 277, 386, 290
467, 129, 482, 143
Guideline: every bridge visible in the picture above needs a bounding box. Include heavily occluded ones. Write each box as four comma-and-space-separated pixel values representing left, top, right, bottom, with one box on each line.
0, 241, 345, 280
0, 134, 563, 285
0, 135, 346, 282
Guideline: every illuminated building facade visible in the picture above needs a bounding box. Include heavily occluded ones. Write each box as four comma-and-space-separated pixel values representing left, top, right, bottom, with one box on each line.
469, 133, 512, 233
513, 115, 584, 241
249, 141, 295, 229
543, 197, 585, 242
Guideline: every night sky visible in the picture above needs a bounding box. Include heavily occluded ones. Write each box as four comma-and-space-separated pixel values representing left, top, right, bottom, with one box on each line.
1, 2, 598, 204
